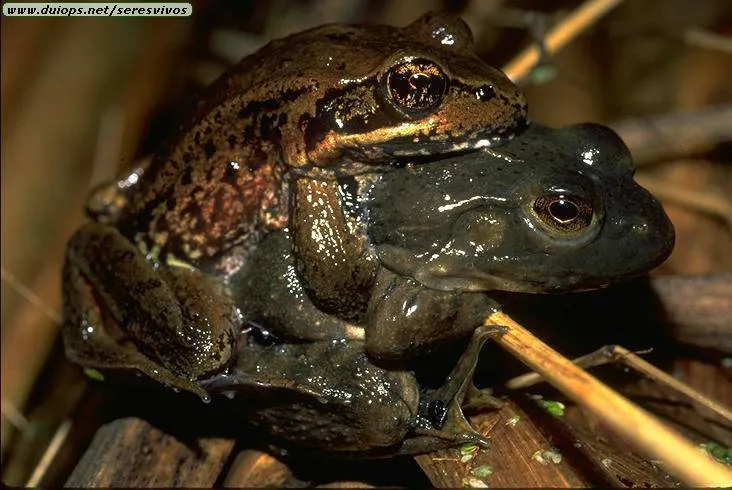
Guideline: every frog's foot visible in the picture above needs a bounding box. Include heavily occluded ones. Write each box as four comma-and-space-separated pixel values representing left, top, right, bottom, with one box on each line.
66, 338, 209, 401
62, 281, 209, 401
434, 325, 507, 405
405, 325, 506, 454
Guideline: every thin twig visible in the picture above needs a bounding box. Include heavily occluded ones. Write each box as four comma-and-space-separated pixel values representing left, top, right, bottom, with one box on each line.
684, 28, 732, 54
611, 105, 732, 165
609, 346, 732, 421
25, 419, 72, 487
1, 398, 29, 430
484, 311, 732, 487
504, 344, 732, 423
634, 173, 732, 226
1, 268, 63, 325
502, 0, 625, 83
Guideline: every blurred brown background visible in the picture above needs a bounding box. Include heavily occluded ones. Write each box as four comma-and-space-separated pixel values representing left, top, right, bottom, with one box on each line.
2, 0, 731, 487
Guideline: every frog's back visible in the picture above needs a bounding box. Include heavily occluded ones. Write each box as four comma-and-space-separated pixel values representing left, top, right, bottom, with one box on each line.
117, 12, 526, 264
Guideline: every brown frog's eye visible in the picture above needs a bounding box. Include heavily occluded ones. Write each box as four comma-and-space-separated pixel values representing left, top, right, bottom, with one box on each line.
386, 59, 448, 114
532, 194, 594, 233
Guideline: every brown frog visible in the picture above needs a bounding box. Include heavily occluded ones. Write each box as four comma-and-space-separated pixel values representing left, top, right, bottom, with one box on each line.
62, 11, 528, 400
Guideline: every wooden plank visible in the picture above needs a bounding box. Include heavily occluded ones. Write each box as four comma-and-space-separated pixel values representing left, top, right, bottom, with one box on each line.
65, 417, 235, 487
417, 397, 590, 488
417, 394, 681, 488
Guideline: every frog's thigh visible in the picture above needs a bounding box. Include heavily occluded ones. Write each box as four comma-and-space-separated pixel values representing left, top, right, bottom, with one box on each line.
366, 268, 496, 361
62, 222, 207, 397
207, 340, 419, 451
290, 178, 377, 318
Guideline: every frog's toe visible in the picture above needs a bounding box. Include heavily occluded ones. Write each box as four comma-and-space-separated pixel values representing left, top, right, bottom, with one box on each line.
464, 384, 505, 412
69, 343, 210, 401
474, 324, 509, 342
407, 421, 489, 454
456, 429, 490, 448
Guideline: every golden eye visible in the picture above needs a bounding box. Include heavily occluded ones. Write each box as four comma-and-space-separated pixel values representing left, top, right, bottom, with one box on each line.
532, 195, 593, 233
385, 59, 447, 113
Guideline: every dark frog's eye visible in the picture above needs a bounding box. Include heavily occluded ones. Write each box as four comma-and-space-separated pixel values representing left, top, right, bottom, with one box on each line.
532, 194, 594, 234
385, 58, 448, 115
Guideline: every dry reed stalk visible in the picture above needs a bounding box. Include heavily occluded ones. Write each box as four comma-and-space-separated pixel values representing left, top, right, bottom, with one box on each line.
612, 105, 732, 165
501, 0, 625, 83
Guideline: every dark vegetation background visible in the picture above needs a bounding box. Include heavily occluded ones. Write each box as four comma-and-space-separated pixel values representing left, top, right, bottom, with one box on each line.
1, 0, 730, 486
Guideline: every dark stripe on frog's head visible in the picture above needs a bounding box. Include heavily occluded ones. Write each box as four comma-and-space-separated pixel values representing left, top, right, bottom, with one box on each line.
302, 74, 527, 167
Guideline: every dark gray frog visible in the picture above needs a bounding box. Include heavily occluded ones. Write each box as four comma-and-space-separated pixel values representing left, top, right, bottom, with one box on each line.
218, 122, 674, 454
238, 122, 675, 361
366, 122, 674, 294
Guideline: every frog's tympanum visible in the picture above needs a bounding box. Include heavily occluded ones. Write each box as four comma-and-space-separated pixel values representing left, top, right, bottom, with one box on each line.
61, 13, 673, 456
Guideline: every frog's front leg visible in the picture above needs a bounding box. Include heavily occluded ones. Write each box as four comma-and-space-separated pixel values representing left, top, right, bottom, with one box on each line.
85, 163, 148, 224
62, 222, 238, 399
365, 267, 499, 362
396, 324, 506, 454
290, 177, 378, 321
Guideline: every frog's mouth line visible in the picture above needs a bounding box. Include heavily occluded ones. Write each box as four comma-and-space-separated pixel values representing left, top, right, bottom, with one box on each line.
376, 246, 626, 295
375, 244, 524, 293
410, 268, 621, 294
295, 130, 524, 180
412, 269, 538, 294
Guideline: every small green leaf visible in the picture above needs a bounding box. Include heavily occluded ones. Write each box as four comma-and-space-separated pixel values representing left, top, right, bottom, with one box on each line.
462, 476, 489, 488
699, 442, 732, 465
544, 447, 563, 464
460, 444, 479, 456
537, 399, 565, 417
529, 65, 558, 85
460, 453, 476, 463
471, 465, 493, 478
83, 368, 105, 382
532, 450, 547, 465
533, 447, 563, 465
505, 415, 520, 427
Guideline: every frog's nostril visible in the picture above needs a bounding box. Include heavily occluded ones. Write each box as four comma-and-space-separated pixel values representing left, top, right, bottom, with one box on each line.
630, 218, 650, 236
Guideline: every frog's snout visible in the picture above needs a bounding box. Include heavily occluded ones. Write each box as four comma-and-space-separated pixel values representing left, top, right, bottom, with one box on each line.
616, 199, 675, 270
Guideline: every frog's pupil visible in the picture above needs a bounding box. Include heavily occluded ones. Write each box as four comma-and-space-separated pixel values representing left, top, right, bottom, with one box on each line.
549, 198, 579, 223
387, 59, 447, 112
410, 73, 430, 90
412, 74, 432, 105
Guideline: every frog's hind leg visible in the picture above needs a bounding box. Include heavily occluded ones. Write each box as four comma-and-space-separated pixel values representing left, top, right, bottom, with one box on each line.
62, 222, 209, 399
